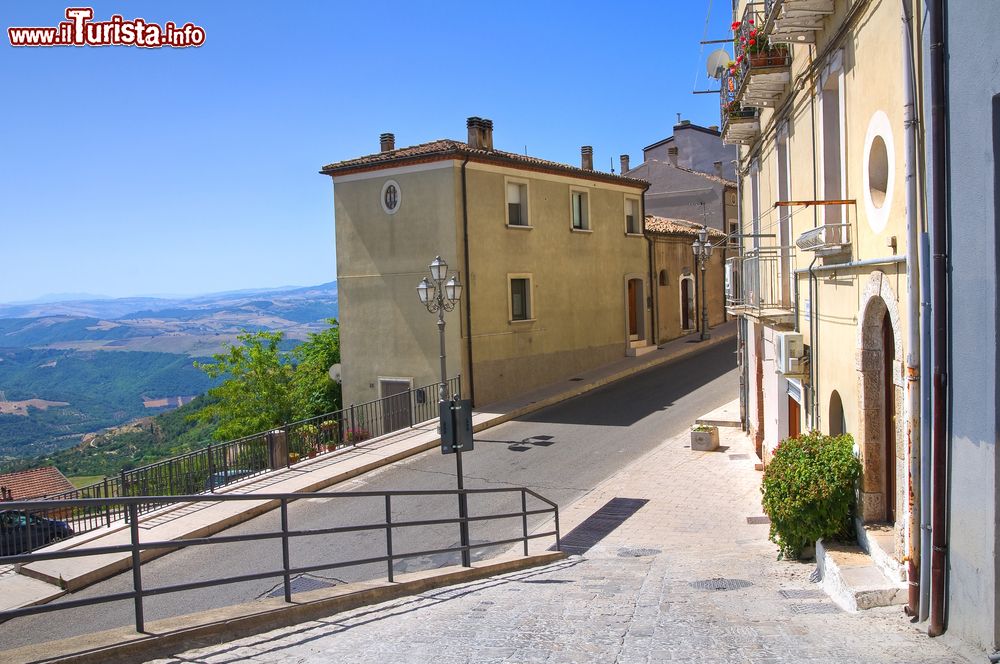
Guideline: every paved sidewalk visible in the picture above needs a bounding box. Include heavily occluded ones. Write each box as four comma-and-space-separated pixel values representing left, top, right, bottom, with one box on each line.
2, 323, 737, 612
146, 403, 982, 664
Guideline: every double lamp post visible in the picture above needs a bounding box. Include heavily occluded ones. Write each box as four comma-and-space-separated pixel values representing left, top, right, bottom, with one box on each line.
692, 227, 714, 341
416, 256, 471, 567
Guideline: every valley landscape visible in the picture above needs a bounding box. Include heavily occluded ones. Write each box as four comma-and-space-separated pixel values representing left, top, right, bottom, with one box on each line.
0, 282, 338, 470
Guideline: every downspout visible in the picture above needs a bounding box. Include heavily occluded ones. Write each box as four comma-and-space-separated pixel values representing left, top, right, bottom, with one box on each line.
643, 188, 658, 346
736, 161, 748, 428
927, 0, 948, 638
808, 256, 819, 429
920, 231, 933, 621
901, 0, 922, 618
809, 47, 820, 429
460, 157, 476, 406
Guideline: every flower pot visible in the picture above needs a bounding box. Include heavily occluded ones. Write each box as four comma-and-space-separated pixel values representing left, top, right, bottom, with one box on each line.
691, 427, 720, 451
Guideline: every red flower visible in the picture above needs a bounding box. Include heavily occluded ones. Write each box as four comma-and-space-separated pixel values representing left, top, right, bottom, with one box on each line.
749, 39, 756, 46
750, 29, 757, 37
731, 21, 741, 30
740, 36, 747, 43
736, 54, 744, 63
749, 18, 755, 24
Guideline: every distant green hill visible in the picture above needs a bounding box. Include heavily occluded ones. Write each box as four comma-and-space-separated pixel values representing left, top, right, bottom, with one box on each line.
0, 348, 215, 458
0, 395, 219, 477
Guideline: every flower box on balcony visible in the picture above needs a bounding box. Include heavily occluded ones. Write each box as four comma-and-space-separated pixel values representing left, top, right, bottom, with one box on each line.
749, 49, 788, 68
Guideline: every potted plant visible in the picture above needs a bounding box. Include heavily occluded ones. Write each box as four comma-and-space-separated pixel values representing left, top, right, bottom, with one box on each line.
320, 419, 338, 451
287, 451, 301, 465
299, 424, 319, 458
690, 424, 720, 451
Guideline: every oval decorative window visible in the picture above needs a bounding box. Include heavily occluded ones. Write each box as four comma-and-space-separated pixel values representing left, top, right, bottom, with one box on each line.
381, 179, 401, 215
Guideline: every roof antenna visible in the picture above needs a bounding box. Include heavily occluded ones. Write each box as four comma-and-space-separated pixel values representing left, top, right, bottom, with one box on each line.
524, 145, 528, 156
676, 112, 682, 123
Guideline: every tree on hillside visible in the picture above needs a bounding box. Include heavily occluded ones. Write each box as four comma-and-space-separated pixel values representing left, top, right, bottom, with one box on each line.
291, 318, 342, 420
193, 330, 295, 440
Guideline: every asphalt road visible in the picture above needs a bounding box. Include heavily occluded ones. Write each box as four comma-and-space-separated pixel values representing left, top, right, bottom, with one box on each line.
0, 340, 737, 649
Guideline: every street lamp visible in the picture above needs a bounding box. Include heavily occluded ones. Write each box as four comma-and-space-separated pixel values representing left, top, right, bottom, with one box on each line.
416, 256, 470, 566
692, 227, 714, 341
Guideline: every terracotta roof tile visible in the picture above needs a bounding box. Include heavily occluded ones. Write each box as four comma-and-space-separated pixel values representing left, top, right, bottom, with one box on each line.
644, 215, 728, 239
0, 466, 75, 501
321, 139, 650, 189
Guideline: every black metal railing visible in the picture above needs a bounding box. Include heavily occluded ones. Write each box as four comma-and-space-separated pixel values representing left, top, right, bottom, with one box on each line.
0, 488, 559, 634
38, 376, 462, 538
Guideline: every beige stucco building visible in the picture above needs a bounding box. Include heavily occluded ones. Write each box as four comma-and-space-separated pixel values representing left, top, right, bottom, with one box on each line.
322, 119, 654, 410
725, 0, 924, 614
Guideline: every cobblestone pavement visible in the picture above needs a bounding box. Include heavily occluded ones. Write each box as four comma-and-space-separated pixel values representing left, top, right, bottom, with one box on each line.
148, 414, 981, 664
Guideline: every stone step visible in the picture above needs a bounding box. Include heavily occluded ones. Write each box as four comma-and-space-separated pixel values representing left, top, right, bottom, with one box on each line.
816, 539, 906, 612
856, 521, 906, 584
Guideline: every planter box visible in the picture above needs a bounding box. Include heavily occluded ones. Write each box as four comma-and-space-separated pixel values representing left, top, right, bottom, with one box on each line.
691, 427, 720, 451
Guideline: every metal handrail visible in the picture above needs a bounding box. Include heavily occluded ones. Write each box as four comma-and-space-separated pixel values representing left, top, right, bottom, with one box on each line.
0, 488, 560, 633
38, 376, 461, 538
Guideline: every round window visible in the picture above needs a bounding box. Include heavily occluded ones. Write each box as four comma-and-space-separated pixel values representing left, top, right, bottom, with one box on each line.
862, 111, 895, 233
868, 135, 889, 208
380, 179, 401, 215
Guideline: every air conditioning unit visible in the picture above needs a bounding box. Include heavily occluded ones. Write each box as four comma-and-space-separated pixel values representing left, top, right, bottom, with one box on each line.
774, 331, 806, 375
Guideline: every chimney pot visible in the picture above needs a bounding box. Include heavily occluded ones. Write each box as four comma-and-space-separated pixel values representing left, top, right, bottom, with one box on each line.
467, 117, 483, 149
581, 145, 594, 171
481, 118, 494, 151
620, 154, 630, 174
667, 146, 679, 167
379, 132, 395, 152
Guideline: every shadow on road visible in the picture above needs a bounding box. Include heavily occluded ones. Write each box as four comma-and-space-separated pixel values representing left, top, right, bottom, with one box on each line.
512, 339, 736, 428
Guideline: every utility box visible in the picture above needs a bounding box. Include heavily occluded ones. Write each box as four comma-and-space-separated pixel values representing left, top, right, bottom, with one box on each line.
775, 331, 806, 376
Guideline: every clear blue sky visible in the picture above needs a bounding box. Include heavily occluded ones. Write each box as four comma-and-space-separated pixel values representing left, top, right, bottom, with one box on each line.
0, 1, 732, 303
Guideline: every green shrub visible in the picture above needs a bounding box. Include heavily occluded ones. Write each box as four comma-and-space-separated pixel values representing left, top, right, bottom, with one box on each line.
761, 431, 861, 559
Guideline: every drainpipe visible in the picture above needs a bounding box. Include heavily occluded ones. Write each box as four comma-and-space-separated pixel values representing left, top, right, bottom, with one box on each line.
460, 157, 476, 406
643, 189, 658, 346
927, 0, 948, 638
901, 0, 922, 618
736, 161, 748, 428
808, 256, 819, 429
919, 231, 933, 621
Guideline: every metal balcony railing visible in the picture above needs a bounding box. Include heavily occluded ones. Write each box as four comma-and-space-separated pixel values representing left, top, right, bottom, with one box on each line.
731, 3, 791, 108
720, 68, 760, 145
726, 247, 796, 325
788, 200, 855, 258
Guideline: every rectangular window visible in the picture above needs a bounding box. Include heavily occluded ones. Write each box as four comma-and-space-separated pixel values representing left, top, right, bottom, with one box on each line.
571, 190, 589, 230
510, 277, 531, 321
506, 181, 528, 226
728, 219, 739, 246
625, 197, 641, 234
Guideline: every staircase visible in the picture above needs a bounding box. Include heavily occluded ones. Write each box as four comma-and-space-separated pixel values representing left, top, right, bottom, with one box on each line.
815, 522, 907, 612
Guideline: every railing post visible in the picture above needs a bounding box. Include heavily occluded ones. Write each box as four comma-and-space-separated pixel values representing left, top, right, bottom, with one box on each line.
103, 478, 111, 528
385, 494, 394, 583
349, 404, 356, 445
121, 470, 129, 523
207, 443, 215, 492
128, 503, 145, 633
554, 506, 561, 552
280, 498, 291, 603
521, 490, 529, 556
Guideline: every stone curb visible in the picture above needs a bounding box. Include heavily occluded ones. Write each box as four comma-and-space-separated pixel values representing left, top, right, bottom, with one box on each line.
4, 551, 566, 664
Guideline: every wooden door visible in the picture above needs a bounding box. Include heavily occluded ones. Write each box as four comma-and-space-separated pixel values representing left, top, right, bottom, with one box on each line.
628, 280, 638, 337
380, 380, 412, 434
788, 396, 800, 439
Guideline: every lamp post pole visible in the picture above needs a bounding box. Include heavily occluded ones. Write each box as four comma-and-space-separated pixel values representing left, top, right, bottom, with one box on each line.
693, 228, 714, 341
417, 256, 470, 567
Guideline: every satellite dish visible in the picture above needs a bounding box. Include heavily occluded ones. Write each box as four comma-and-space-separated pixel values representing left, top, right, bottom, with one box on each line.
328, 363, 342, 383
706, 49, 731, 80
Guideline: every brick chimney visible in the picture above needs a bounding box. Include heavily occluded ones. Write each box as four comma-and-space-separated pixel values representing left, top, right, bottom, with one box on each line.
467, 117, 483, 149
620, 154, 630, 174
581, 146, 594, 171
668, 146, 679, 167
379, 133, 395, 152
480, 118, 494, 151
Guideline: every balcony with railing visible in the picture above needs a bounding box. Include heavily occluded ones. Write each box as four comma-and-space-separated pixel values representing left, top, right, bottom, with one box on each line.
763, 0, 835, 44
720, 68, 760, 145
731, 3, 792, 109
726, 246, 796, 327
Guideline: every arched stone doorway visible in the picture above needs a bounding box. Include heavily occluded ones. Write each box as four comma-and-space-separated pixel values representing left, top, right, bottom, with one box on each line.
856, 271, 903, 531
680, 275, 695, 331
